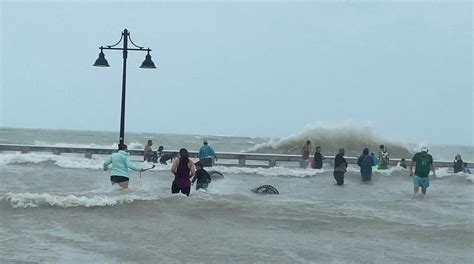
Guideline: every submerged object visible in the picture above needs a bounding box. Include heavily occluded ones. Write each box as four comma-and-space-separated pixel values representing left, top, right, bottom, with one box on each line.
251, 185, 279, 194
208, 170, 224, 180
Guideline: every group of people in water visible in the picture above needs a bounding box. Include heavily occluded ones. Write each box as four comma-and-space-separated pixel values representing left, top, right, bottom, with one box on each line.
301, 140, 470, 195
104, 140, 216, 196
103, 139, 470, 196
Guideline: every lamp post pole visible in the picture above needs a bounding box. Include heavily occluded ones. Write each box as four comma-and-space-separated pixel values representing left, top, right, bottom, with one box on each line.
119, 29, 129, 146
93, 29, 156, 148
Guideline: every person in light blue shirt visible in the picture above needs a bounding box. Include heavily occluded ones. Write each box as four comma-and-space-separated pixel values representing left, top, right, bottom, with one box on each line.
103, 144, 143, 189
198, 140, 216, 167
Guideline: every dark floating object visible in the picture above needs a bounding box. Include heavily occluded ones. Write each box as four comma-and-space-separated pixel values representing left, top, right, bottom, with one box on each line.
251, 185, 279, 194
208, 170, 224, 180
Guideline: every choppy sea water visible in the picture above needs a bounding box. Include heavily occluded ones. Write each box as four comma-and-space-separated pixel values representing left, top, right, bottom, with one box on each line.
1, 128, 473, 263
0, 151, 473, 263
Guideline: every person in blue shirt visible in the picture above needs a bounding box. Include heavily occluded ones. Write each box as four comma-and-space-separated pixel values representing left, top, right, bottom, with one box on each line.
357, 148, 375, 182
198, 140, 216, 167
103, 144, 144, 189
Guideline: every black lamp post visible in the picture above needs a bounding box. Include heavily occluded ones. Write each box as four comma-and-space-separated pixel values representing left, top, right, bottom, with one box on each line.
93, 29, 156, 148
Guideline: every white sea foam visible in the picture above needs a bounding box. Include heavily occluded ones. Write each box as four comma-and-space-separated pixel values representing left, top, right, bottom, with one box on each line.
33, 140, 145, 150
3, 192, 160, 208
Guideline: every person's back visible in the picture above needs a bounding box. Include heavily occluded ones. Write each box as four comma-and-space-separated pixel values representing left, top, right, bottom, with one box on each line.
333, 149, 347, 186
453, 155, 464, 173
103, 144, 141, 189
413, 151, 433, 177
171, 148, 196, 196
199, 140, 215, 167
105, 150, 139, 177
313, 147, 323, 169
192, 161, 212, 190
357, 148, 373, 182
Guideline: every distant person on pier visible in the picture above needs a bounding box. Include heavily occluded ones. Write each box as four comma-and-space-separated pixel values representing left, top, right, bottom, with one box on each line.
103, 144, 144, 189
357, 148, 374, 182
453, 154, 464, 173
301, 140, 312, 168
312, 146, 324, 169
378, 145, 389, 170
409, 146, 436, 195
171, 148, 196, 196
333, 148, 347, 186
144, 139, 154, 162
199, 140, 216, 167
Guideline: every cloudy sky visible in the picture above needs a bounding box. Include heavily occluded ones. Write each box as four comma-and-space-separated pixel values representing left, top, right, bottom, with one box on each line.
1, 0, 472, 145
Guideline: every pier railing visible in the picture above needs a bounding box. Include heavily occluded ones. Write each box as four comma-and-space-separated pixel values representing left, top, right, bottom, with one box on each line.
0, 144, 465, 168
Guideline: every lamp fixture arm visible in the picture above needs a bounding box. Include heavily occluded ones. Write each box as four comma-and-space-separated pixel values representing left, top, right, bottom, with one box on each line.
128, 34, 145, 49
105, 33, 124, 48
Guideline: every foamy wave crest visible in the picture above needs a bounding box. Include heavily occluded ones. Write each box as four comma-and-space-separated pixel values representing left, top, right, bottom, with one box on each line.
214, 165, 329, 178
4, 192, 159, 208
33, 141, 144, 150
247, 124, 412, 158
0, 153, 104, 169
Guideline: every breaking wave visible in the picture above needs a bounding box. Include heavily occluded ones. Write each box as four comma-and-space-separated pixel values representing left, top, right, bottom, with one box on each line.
248, 125, 413, 158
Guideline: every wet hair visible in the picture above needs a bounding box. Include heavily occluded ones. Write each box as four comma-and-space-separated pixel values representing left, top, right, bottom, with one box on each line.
339, 148, 345, 155
147, 139, 152, 144
179, 148, 189, 166
118, 144, 128, 150
306, 140, 311, 145
158, 145, 164, 151
363, 148, 369, 155
379, 145, 385, 149
195, 161, 203, 168
401, 158, 406, 162
203, 140, 208, 145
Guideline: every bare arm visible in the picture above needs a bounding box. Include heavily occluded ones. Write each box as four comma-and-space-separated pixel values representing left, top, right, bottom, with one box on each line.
409, 160, 414, 176
431, 163, 436, 178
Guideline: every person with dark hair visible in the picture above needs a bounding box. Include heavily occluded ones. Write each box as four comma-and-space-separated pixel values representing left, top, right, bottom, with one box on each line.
313, 146, 324, 169
333, 148, 347, 186
171, 148, 196, 196
199, 140, 216, 167
144, 139, 153, 162
103, 144, 143, 189
357, 148, 374, 182
399, 158, 407, 169
192, 161, 212, 191
453, 154, 464, 173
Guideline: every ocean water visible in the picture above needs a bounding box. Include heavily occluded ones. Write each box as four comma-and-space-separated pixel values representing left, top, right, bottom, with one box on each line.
1, 128, 473, 263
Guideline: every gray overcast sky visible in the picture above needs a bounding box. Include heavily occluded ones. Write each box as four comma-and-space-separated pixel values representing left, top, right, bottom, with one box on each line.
1, 0, 472, 145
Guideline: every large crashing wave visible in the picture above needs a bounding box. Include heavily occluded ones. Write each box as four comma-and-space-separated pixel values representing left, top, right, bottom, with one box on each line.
248, 126, 413, 158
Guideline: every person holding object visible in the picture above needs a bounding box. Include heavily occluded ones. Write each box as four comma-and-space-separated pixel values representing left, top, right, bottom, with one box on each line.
103, 144, 144, 189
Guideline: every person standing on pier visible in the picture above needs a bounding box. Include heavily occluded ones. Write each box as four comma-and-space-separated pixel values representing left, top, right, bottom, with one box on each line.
313, 146, 324, 169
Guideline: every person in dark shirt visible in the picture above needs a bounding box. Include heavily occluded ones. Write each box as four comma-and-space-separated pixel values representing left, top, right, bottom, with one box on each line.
192, 161, 212, 191
313, 146, 324, 169
453, 154, 464, 173
399, 158, 407, 169
357, 148, 374, 182
333, 148, 347, 186
409, 147, 436, 195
